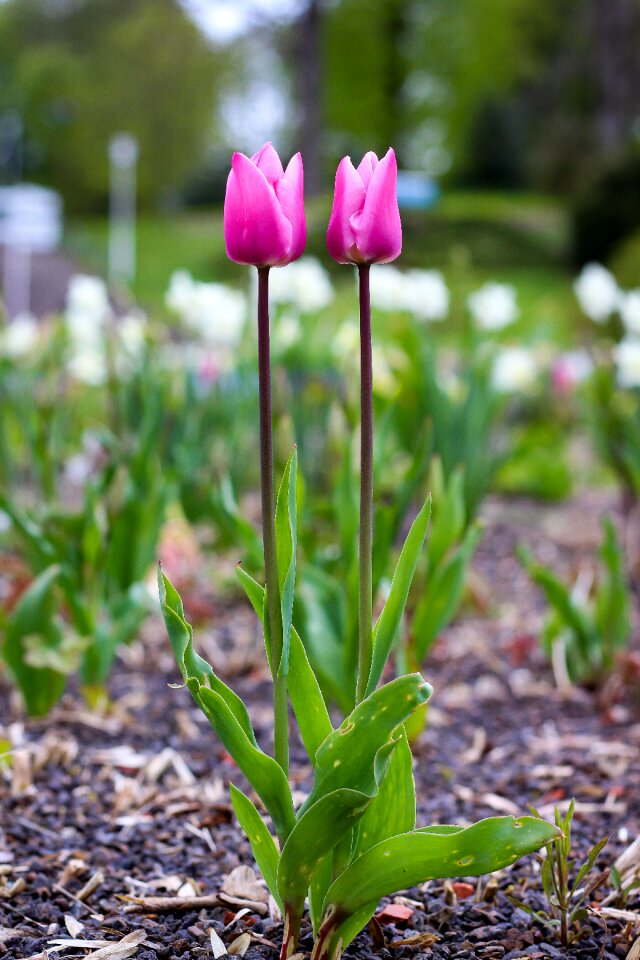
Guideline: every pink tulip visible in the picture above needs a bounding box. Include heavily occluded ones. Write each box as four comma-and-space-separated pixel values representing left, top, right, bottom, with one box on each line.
327, 148, 402, 265
224, 143, 306, 267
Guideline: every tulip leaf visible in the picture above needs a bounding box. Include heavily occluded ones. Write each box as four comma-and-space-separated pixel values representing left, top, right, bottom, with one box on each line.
309, 726, 416, 933
322, 816, 561, 934
194, 681, 295, 839
301, 673, 432, 814
353, 726, 415, 858
3, 564, 68, 716
277, 788, 371, 918
159, 568, 257, 746
236, 565, 332, 762
365, 497, 431, 696
275, 447, 297, 677
230, 784, 282, 911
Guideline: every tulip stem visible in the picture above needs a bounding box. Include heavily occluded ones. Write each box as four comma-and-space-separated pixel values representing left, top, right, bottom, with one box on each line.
257, 266, 289, 777
357, 263, 373, 703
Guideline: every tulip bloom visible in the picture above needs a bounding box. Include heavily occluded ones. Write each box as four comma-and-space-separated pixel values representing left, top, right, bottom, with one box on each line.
224, 143, 306, 267
327, 148, 402, 265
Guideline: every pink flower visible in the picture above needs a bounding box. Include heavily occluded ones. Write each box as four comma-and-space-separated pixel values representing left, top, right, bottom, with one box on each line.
224, 143, 306, 267
327, 149, 402, 265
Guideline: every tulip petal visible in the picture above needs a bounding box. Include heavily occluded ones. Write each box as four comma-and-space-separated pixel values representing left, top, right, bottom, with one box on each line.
326, 157, 367, 264
251, 142, 284, 186
357, 151, 379, 187
276, 152, 306, 262
349, 148, 402, 264
224, 152, 292, 267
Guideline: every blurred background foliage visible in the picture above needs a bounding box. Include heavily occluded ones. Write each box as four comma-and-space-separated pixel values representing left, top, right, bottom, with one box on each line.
1, 0, 639, 218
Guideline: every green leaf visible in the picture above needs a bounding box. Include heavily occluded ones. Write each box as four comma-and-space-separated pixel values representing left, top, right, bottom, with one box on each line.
412, 522, 482, 663
275, 447, 297, 677
322, 816, 561, 937
366, 498, 432, 696
353, 728, 415, 858
301, 674, 431, 814
571, 836, 608, 895
278, 788, 372, 917
195, 683, 295, 840
236, 566, 332, 763
159, 569, 256, 745
158, 569, 295, 840
4, 565, 68, 716
230, 784, 282, 911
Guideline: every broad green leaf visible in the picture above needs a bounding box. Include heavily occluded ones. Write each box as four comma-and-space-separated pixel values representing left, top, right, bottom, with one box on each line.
236, 566, 332, 762
275, 447, 297, 677
230, 784, 282, 911
195, 683, 295, 840
365, 498, 432, 696
301, 673, 432, 814
413, 522, 482, 663
4, 565, 68, 716
278, 788, 371, 916
322, 816, 561, 926
353, 727, 415, 859
159, 569, 257, 746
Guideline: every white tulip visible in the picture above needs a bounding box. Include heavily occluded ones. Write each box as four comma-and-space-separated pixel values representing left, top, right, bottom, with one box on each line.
468, 282, 518, 331
613, 338, 640, 388
573, 263, 619, 323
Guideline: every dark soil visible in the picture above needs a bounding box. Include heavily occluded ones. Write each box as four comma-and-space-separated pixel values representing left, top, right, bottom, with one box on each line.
1, 493, 640, 960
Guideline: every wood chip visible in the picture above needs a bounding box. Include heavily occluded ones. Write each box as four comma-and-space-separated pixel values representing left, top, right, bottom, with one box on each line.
64, 914, 84, 937
209, 928, 227, 958
227, 932, 251, 957
627, 935, 640, 960
120, 893, 224, 913
76, 870, 105, 901
48, 930, 146, 957
222, 866, 268, 904
389, 932, 439, 948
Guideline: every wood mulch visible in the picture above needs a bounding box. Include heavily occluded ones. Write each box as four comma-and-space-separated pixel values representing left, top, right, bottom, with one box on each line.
1, 492, 640, 960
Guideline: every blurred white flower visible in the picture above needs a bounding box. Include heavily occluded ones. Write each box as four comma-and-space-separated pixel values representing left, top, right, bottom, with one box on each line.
468, 282, 518, 331
613, 338, 640, 388
573, 263, 619, 323
67, 347, 108, 386
491, 346, 538, 393
118, 312, 147, 355
269, 257, 334, 312
166, 271, 246, 349
0, 313, 39, 358
66, 274, 110, 347
403, 269, 449, 321
372, 345, 397, 397
370, 266, 449, 321
369, 266, 406, 311
551, 350, 594, 394
332, 320, 360, 359
619, 290, 640, 335
273, 313, 302, 352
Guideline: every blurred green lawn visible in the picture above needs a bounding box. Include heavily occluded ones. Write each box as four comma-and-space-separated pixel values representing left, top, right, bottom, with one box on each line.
65, 191, 580, 347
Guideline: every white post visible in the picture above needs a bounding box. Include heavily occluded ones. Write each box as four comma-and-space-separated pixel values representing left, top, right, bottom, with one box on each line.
108, 133, 139, 286
3, 243, 31, 319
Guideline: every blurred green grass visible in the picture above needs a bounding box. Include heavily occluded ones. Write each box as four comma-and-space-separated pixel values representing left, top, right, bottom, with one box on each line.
65, 190, 579, 345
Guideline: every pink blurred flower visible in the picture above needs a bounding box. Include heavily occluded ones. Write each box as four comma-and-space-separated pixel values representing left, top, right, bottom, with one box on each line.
224, 143, 306, 267
327, 149, 402, 265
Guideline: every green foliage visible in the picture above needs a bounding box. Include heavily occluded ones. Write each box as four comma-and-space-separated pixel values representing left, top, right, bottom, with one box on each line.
572, 146, 640, 266
0, 0, 224, 210
588, 366, 640, 505
402, 460, 482, 672
0, 429, 166, 710
159, 445, 558, 960
496, 423, 573, 501
510, 800, 608, 947
519, 518, 631, 686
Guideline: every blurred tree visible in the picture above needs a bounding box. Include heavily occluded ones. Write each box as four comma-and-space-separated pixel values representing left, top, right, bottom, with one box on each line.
0, 0, 224, 210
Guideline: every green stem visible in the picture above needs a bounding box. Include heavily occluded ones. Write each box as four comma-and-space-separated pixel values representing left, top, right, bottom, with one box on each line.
356, 264, 373, 703
257, 266, 289, 776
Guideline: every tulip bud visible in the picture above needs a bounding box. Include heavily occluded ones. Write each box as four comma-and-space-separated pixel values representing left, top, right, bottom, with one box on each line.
327, 148, 402, 265
224, 143, 306, 268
